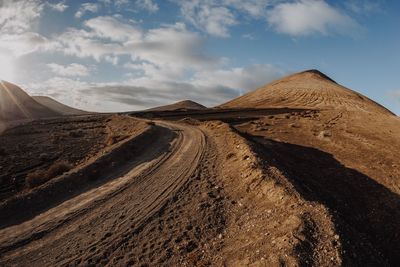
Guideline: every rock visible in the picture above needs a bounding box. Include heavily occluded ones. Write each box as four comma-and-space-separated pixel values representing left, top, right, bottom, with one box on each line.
318, 130, 332, 138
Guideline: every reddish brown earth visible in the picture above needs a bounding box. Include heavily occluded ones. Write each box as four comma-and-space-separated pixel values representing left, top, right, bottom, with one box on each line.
0, 70, 399, 266
220, 69, 394, 115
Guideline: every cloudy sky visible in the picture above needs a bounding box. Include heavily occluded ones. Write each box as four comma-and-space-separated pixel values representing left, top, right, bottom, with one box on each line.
0, 0, 399, 113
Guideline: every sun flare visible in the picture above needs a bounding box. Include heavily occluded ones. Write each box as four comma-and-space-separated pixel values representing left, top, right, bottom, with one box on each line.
0, 53, 16, 83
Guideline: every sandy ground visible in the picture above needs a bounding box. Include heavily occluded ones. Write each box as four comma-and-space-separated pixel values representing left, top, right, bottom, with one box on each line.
1, 70, 399, 266
0, 107, 399, 266
233, 109, 400, 265
0, 119, 209, 266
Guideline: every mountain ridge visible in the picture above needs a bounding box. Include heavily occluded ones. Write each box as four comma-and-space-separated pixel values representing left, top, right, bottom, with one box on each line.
147, 100, 207, 111
220, 70, 394, 116
32, 96, 89, 116
0, 80, 60, 122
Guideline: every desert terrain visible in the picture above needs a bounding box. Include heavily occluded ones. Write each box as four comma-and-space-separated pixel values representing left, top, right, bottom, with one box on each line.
0, 70, 399, 266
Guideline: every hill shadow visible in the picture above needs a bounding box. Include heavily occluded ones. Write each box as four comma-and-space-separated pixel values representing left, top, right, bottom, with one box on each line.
244, 133, 400, 266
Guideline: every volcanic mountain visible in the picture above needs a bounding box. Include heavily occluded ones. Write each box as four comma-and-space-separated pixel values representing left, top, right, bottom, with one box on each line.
0, 81, 59, 122
220, 69, 394, 116
147, 100, 207, 111
33, 96, 88, 116
0, 81, 90, 123
220, 69, 400, 265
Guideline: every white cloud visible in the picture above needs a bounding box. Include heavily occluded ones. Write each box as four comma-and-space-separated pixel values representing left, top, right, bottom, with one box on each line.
75, 3, 100, 18
25, 62, 284, 112
0, 0, 51, 56
175, 0, 364, 38
173, 0, 272, 37
109, 63, 282, 110
55, 19, 217, 71
0, 32, 48, 56
26, 77, 94, 111
47, 63, 91, 77
103, 0, 158, 13
267, 0, 361, 36
114, 0, 129, 6
42, 14, 286, 111
47, 2, 68, 12
136, 0, 159, 12
84, 16, 142, 42
345, 0, 383, 14
132, 23, 216, 70
0, 0, 43, 34
223, 0, 272, 18
192, 64, 283, 94
28, 77, 88, 93
177, 1, 237, 37
242, 33, 256, 40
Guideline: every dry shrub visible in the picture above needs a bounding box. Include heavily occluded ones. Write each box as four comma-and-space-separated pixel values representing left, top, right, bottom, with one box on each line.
26, 160, 72, 188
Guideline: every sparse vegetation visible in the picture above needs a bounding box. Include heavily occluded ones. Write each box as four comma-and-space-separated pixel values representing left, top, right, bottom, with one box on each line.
25, 161, 72, 188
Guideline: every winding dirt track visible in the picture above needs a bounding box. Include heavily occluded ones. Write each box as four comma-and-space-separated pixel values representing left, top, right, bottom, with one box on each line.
0, 120, 207, 266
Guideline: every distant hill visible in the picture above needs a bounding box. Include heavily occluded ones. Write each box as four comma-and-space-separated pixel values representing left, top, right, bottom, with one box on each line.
33, 96, 88, 116
147, 100, 207, 111
220, 69, 394, 116
0, 81, 91, 123
0, 81, 60, 122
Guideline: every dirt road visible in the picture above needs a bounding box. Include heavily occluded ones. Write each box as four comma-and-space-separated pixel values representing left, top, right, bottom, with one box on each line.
0, 120, 207, 266
2, 110, 398, 266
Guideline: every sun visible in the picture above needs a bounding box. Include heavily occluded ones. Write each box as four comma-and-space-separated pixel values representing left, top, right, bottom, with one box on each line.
0, 53, 16, 83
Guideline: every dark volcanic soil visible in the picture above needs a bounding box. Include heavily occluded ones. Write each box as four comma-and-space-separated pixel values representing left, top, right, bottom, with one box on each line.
0, 115, 148, 201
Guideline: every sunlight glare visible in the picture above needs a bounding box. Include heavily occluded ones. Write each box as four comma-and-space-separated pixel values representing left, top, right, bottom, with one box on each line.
0, 53, 16, 83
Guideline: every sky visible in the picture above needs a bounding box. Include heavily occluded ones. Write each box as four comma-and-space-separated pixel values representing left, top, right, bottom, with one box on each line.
0, 0, 399, 114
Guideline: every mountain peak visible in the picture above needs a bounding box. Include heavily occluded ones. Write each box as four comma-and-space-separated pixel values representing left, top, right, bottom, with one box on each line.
147, 99, 207, 111
219, 69, 394, 115
297, 69, 337, 84
0, 81, 60, 121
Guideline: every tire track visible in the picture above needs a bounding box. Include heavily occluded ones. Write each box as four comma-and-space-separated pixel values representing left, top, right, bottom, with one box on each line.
0, 120, 207, 266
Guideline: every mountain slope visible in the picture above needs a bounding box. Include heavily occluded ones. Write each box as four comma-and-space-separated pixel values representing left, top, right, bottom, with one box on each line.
220, 70, 394, 116
147, 100, 207, 111
33, 96, 88, 116
0, 81, 60, 122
